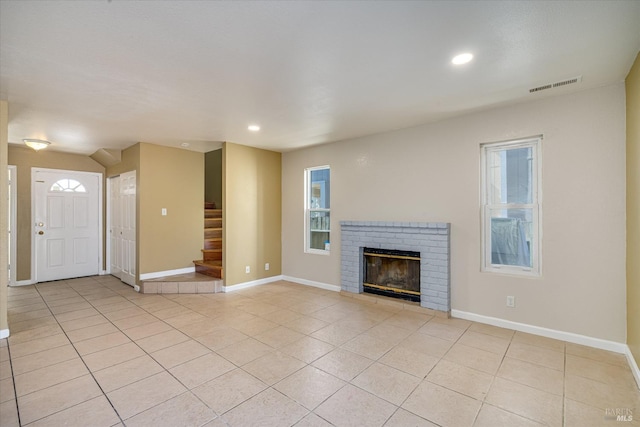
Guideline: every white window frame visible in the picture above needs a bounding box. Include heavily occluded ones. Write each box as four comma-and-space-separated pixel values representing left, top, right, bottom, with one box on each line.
481, 136, 542, 276
304, 165, 330, 255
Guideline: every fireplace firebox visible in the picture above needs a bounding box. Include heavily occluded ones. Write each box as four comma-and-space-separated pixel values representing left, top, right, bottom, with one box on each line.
363, 247, 420, 302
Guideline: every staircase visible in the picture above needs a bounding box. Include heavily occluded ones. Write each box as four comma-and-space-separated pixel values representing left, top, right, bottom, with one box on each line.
193, 202, 223, 279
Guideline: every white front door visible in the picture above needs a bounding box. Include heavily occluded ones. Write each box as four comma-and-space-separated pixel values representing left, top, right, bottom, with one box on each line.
34, 169, 101, 282
108, 171, 136, 286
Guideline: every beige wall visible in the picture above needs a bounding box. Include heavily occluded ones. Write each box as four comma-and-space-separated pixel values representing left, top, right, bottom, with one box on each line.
627, 52, 640, 365
138, 143, 204, 275
8, 146, 105, 281
223, 142, 282, 285
0, 101, 8, 334
283, 83, 627, 342
106, 144, 140, 178
205, 149, 223, 209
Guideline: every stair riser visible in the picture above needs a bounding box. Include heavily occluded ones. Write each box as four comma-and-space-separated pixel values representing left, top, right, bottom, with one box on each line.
203, 250, 222, 261
205, 209, 223, 219
205, 219, 222, 228
195, 265, 223, 279
205, 230, 222, 239
204, 240, 222, 250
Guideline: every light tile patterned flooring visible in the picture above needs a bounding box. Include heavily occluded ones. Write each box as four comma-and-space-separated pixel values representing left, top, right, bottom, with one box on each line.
1, 275, 639, 426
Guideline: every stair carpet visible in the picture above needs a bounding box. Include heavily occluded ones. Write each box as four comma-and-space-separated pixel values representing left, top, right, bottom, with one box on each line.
193, 202, 223, 279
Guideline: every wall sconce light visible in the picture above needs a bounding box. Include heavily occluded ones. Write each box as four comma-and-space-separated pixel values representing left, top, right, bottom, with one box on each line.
23, 139, 51, 151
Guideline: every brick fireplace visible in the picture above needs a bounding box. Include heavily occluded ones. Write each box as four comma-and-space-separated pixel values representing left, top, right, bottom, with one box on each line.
340, 221, 451, 313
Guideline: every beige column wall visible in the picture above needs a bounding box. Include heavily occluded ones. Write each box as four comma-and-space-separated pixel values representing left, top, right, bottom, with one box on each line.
105, 142, 204, 282
223, 142, 282, 286
627, 52, 640, 366
0, 101, 8, 335
137, 143, 204, 276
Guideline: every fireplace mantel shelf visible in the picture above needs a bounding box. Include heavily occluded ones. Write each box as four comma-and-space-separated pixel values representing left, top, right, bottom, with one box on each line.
340, 220, 449, 229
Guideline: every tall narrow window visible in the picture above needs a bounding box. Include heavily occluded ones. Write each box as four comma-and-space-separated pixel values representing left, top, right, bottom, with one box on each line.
305, 166, 330, 253
481, 137, 541, 276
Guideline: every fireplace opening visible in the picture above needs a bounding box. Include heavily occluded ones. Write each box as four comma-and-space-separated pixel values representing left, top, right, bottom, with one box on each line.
363, 247, 420, 302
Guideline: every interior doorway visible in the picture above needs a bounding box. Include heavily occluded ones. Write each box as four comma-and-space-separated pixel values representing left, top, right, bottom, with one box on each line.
8, 165, 16, 285
108, 171, 136, 287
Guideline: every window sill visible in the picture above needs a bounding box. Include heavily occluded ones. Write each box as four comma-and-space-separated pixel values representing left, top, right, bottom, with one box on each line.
305, 248, 331, 256
482, 266, 541, 278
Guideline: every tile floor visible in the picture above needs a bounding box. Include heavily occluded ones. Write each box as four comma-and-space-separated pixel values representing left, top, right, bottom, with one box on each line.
1, 275, 639, 427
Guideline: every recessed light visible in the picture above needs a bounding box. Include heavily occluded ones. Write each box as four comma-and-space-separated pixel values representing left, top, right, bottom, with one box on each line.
452, 53, 473, 65
180, 142, 190, 148
248, 125, 260, 132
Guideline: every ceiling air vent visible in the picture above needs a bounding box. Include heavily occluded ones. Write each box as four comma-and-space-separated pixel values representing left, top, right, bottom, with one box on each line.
529, 76, 582, 94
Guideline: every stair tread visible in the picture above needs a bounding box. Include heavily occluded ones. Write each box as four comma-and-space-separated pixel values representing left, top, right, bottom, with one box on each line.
194, 260, 222, 266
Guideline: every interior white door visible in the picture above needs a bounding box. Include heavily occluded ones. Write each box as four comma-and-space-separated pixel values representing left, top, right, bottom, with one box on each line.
34, 169, 101, 282
109, 175, 122, 277
119, 171, 136, 286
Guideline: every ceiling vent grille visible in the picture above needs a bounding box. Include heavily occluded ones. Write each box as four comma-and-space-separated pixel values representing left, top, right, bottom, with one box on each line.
529, 76, 582, 93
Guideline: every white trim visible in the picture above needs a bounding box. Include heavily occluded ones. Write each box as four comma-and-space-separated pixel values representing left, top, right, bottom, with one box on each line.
139, 266, 195, 281
0, 329, 9, 339
99, 270, 109, 276
11, 279, 36, 287
223, 275, 284, 292
304, 165, 331, 254
105, 176, 112, 276
626, 348, 640, 390
480, 136, 542, 277
8, 165, 16, 286
451, 309, 628, 354
281, 275, 341, 292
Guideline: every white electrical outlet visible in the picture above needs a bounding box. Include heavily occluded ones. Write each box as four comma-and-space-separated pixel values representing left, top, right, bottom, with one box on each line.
506, 296, 516, 307
245, 266, 250, 274
265, 263, 270, 271
161, 208, 167, 216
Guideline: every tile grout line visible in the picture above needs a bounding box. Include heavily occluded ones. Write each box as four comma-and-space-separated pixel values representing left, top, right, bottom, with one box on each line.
30, 278, 128, 426
79, 278, 267, 424
77, 279, 213, 424
4, 339, 23, 427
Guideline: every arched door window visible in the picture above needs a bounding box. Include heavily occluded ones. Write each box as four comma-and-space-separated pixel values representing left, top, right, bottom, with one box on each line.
50, 179, 87, 193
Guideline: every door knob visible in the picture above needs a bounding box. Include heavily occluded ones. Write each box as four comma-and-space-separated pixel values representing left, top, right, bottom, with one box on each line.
38, 231, 44, 235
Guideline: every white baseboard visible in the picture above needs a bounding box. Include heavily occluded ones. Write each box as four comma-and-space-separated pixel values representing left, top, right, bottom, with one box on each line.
0, 329, 9, 339
626, 347, 640, 390
139, 266, 195, 281
10, 279, 35, 287
451, 309, 628, 354
224, 275, 284, 292
281, 275, 341, 292
452, 309, 640, 390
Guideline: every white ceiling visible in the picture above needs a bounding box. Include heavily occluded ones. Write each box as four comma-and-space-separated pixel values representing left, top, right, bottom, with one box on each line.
1, 1, 639, 155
